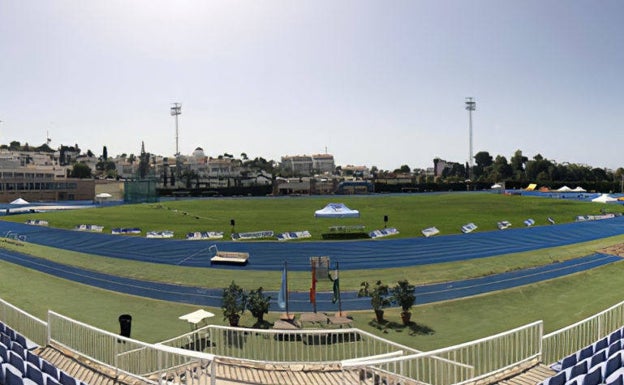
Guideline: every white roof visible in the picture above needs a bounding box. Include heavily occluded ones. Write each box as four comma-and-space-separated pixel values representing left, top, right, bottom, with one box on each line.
572, 187, 586, 192
178, 309, 215, 324
10, 198, 29, 205
556, 186, 572, 192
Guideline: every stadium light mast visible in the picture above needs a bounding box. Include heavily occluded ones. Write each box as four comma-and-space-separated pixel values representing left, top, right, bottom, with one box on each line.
465, 97, 476, 172
170, 103, 182, 156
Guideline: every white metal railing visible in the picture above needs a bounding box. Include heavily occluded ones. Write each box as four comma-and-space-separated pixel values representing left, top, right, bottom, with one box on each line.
3, 296, 623, 385
342, 321, 543, 385
543, 299, 624, 365
47, 311, 220, 385
158, 324, 420, 363
0, 297, 47, 346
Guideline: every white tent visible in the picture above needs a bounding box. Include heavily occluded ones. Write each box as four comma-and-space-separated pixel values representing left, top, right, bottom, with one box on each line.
491, 183, 503, 189
95, 192, 112, 199
592, 194, 617, 203
314, 203, 360, 218
556, 186, 572, 192
9, 198, 29, 205
572, 187, 587, 192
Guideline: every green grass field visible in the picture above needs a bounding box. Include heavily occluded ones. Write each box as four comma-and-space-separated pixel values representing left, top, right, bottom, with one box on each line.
2, 193, 624, 351
4, 193, 620, 239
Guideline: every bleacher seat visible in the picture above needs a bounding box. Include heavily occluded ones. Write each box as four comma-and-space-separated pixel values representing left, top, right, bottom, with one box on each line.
609, 329, 622, 345
9, 351, 27, 375
581, 366, 603, 385
594, 337, 609, 353
25, 352, 40, 369
11, 342, 25, 359
25, 363, 45, 385
59, 371, 79, 385
578, 345, 594, 361
41, 359, 59, 381
1, 334, 11, 348
543, 370, 567, 385
554, 353, 578, 372
589, 349, 606, 368
607, 340, 622, 357
0, 342, 8, 363
565, 358, 589, 383
596, 351, 622, 381
608, 373, 624, 385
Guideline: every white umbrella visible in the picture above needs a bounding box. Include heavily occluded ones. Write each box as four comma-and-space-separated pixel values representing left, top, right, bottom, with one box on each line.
95, 193, 112, 199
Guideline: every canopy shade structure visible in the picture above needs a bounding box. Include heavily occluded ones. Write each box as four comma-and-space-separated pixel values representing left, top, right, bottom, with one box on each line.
179, 309, 215, 325
95, 192, 112, 198
592, 194, 618, 203
572, 187, 587, 192
556, 186, 572, 192
314, 203, 360, 218
10, 198, 29, 205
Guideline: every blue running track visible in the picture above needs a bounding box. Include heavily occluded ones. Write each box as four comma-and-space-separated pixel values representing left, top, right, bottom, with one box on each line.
0, 249, 619, 312
1, 217, 624, 271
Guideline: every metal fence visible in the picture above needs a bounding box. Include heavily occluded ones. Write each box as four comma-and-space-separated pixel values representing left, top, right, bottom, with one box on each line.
542, 299, 624, 365
342, 321, 542, 385
48, 311, 218, 385
158, 324, 420, 363
5, 297, 624, 385
0, 298, 47, 346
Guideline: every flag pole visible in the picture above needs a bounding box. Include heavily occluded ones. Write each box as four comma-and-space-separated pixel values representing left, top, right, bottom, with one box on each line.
336, 261, 343, 316
285, 260, 290, 319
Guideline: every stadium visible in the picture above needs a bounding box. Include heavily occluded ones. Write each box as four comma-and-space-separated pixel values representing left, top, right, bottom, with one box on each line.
2, 192, 624, 385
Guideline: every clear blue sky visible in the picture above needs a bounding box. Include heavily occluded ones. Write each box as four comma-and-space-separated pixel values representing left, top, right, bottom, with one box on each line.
1, 1, 622, 171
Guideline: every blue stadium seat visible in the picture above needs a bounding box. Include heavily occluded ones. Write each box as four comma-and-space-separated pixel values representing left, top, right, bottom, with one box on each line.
589, 348, 607, 368
565, 358, 589, 383
607, 340, 622, 357
59, 371, 78, 385
0, 342, 8, 363
582, 366, 603, 385
1, 362, 24, 385
608, 373, 624, 385
9, 351, 26, 374
594, 337, 609, 353
25, 351, 40, 369
4, 327, 16, 341
25, 362, 46, 385
599, 351, 623, 381
542, 370, 567, 385
609, 329, 622, 345
0, 322, 5, 334
606, 367, 624, 385
553, 352, 577, 372
11, 342, 25, 359
1, 333, 11, 348
41, 360, 59, 381
578, 346, 594, 361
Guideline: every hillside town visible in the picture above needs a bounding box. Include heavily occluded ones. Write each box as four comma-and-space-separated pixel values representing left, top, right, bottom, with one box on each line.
0, 140, 622, 203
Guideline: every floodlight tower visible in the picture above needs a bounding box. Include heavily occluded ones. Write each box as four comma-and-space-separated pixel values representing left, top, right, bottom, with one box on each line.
465, 97, 476, 170
170, 103, 182, 156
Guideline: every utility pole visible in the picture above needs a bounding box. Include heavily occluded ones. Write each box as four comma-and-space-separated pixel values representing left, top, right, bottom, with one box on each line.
170, 103, 182, 156
465, 97, 476, 178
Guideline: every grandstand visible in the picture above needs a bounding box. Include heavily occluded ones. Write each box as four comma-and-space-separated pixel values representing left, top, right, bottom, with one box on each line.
3, 296, 624, 385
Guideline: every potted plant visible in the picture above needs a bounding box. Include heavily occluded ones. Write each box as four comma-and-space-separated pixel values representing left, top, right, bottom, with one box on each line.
221, 281, 247, 327
358, 280, 391, 323
247, 287, 271, 326
391, 280, 416, 325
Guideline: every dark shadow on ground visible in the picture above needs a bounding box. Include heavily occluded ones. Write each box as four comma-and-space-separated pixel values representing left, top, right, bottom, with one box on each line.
368, 319, 435, 336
